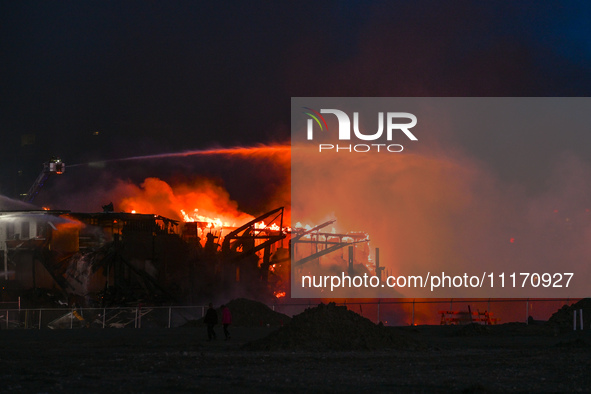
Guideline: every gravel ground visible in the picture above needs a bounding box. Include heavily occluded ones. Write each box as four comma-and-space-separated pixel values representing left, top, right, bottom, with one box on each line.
1, 324, 590, 393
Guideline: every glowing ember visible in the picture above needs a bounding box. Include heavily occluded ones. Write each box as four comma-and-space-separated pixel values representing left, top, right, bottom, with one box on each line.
253, 221, 290, 232
180, 209, 234, 227
274, 291, 286, 298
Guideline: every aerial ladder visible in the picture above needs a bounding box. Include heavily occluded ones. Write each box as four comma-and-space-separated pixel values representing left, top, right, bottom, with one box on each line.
22, 158, 65, 203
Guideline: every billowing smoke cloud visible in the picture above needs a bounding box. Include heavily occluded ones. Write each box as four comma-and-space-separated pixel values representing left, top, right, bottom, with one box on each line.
292, 144, 591, 298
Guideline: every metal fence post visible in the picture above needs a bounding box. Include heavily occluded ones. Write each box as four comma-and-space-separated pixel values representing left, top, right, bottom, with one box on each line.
574, 309, 577, 331
377, 299, 380, 323
1, 298, 584, 330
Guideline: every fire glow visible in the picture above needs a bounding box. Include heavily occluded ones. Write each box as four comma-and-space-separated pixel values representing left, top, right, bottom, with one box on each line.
116, 177, 257, 227
102, 142, 292, 229
180, 208, 242, 228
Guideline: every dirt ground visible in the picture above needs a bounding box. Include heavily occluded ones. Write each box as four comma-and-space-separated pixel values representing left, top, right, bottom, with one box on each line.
0, 324, 590, 393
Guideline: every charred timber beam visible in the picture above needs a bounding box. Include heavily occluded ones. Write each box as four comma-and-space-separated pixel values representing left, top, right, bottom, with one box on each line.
35, 247, 72, 300
119, 254, 176, 302
224, 207, 284, 240
292, 240, 361, 245
292, 233, 368, 240
230, 235, 284, 240
293, 240, 367, 267
231, 235, 286, 261
293, 243, 348, 267
290, 219, 336, 243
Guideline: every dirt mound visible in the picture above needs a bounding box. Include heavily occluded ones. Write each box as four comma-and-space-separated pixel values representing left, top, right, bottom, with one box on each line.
245, 302, 423, 351
453, 323, 492, 336
548, 298, 591, 331
453, 322, 557, 337
494, 322, 557, 337
183, 298, 290, 328
556, 337, 591, 348
225, 298, 291, 327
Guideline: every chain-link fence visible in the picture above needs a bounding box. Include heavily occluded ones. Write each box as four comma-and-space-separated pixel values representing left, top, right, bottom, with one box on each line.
267, 298, 583, 326
0, 298, 581, 329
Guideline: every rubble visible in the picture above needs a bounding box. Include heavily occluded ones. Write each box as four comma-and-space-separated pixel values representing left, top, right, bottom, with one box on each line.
183, 298, 290, 328
555, 337, 590, 348
0, 207, 290, 308
224, 298, 290, 327
453, 321, 558, 337
453, 322, 492, 336
548, 298, 591, 331
244, 302, 423, 351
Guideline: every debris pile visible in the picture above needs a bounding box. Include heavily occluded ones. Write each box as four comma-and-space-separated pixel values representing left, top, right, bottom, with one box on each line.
548, 298, 591, 331
451, 321, 557, 337
453, 322, 492, 336
245, 302, 423, 351
224, 298, 291, 327
184, 298, 290, 327
6, 288, 69, 309
556, 337, 590, 348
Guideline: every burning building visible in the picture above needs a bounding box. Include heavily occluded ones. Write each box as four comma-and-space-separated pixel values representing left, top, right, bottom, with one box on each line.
0, 149, 378, 307
0, 205, 295, 307
0, 203, 379, 307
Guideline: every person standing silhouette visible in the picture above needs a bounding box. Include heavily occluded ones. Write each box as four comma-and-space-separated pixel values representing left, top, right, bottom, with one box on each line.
221, 304, 232, 340
204, 303, 218, 341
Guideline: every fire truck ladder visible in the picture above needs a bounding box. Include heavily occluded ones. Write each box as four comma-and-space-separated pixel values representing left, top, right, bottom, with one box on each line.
22, 158, 65, 203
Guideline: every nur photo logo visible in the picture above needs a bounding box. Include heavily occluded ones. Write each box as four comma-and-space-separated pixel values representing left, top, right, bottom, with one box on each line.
303, 107, 418, 153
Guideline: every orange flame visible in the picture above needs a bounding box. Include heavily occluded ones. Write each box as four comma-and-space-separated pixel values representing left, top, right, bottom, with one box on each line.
180, 208, 242, 227
115, 177, 256, 226
110, 143, 292, 227
254, 221, 291, 233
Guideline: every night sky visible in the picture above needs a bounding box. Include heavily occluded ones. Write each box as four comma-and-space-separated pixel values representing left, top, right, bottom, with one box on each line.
2, 1, 591, 208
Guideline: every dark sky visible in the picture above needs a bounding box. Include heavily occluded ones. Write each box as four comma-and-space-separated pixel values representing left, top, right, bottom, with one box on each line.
2, 0, 591, 201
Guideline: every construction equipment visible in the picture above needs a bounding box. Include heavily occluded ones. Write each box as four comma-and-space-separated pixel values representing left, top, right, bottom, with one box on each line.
22, 158, 65, 203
